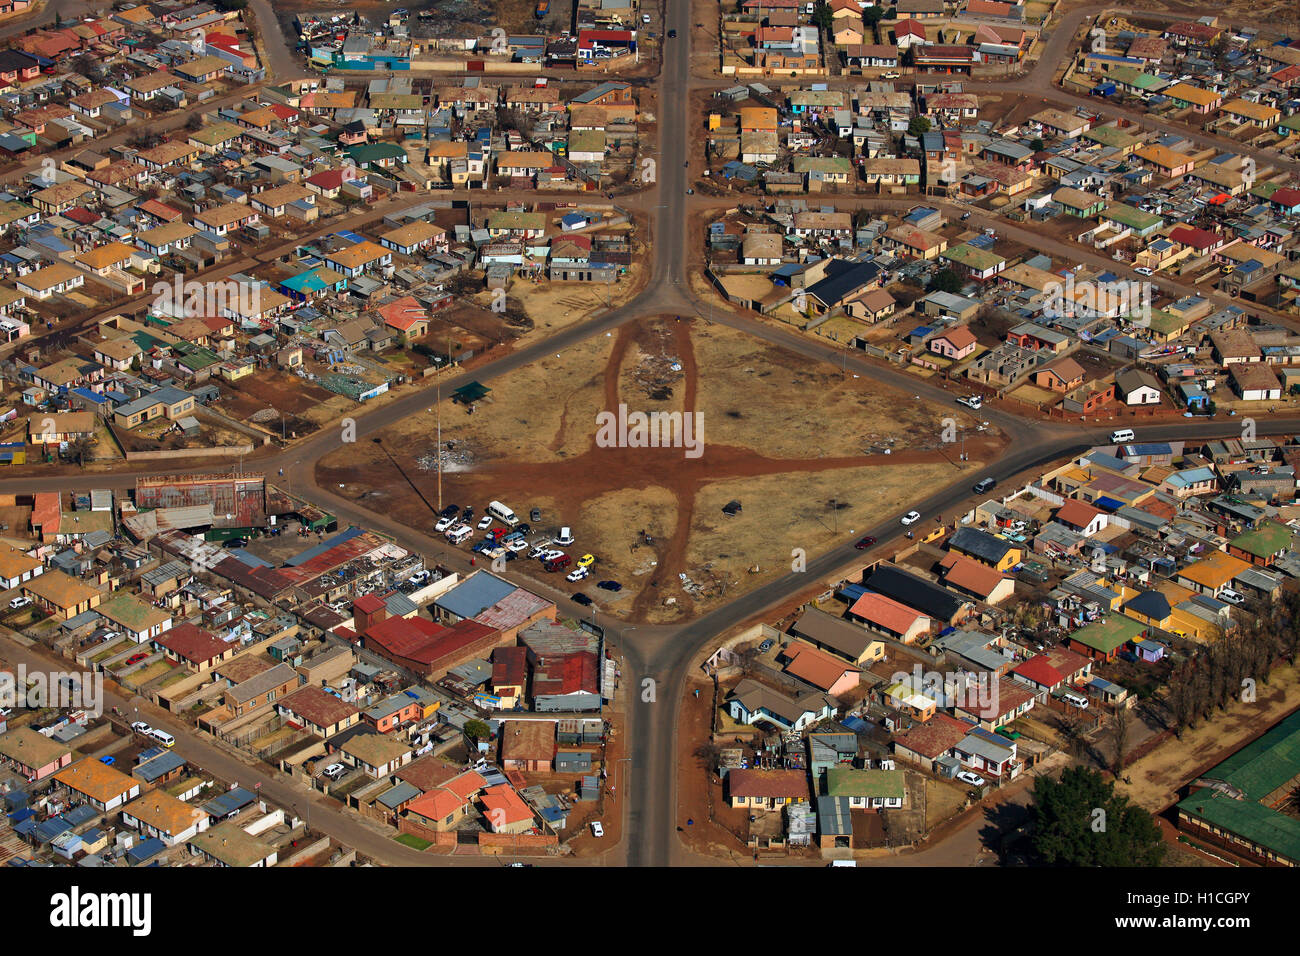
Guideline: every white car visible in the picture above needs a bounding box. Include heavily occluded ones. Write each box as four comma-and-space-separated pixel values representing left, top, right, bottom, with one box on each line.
957, 395, 983, 410
900, 511, 921, 525
1134, 266, 1154, 277
529, 546, 551, 560
435, 516, 455, 533
8, 596, 32, 609
477, 515, 493, 530
130, 722, 152, 735
641, 13, 650, 22
1218, 588, 1245, 606
956, 771, 986, 787
540, 549, 565, 562
506, 538, 530, 553
590, 821, 604, 837
322, 763, 346, 780
408, 570, 430, 586
566, 566, 590, 583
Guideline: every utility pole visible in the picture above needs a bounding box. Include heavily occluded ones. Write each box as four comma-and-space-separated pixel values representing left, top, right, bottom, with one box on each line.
436, 382, 442, 513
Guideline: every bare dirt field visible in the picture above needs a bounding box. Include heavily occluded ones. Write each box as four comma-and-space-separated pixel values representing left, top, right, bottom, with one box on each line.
215, 371, 345, 438
318, 315, 1005, 623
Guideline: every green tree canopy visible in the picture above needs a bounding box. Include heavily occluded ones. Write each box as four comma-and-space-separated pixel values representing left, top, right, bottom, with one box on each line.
1029, 766, 1166, 866
908, 116, 932, 138
464, 719, 491, 741
928, 268, 963, 294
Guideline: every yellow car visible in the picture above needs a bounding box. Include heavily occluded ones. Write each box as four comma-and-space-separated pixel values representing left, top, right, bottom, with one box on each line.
578, 553, 597, 568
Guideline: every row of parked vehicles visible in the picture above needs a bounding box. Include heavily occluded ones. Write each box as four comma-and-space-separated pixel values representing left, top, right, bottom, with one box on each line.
430, 500, 623, 604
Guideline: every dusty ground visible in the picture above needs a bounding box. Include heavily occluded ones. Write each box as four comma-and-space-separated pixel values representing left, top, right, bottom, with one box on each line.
320, 315, 1004, 623
1118, 664, 1300, 815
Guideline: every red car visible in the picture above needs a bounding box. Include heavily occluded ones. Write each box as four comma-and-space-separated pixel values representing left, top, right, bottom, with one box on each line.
125, 652, 148, 666
855, 535, 876, 550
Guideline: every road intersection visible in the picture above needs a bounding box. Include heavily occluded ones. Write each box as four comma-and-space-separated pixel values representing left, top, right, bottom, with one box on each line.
5, 2, 1296, 867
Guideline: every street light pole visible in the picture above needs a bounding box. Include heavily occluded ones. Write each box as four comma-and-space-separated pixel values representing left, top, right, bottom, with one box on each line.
436, 383, 442, 514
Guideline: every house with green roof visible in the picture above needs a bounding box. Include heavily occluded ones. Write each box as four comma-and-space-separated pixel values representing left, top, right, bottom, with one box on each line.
940, 243, 1006, 281
1228, 521, 1293, 567
1101, 202, 1163, 237
1081, 125, 1140, 155
1066, 614, 1145, 661
1176, 708, 1300, 866
822, 767, 906, 810
345, 142, 407, 170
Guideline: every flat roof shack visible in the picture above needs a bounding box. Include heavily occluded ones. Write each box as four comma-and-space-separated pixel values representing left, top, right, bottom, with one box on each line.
362, 615, 501, 679
188, 821, 278, 867
276, 685, 361, 739
53, 758, 142, 811
0, 726, 73, 780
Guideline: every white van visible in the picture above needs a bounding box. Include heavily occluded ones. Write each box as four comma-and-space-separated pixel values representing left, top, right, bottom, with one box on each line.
149, 729, 175, 748
1110, 429, 1135, 444
1062, 693, 1089, 709
487, 500, 519, 527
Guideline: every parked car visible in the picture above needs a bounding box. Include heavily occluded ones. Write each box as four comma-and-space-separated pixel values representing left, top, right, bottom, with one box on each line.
477, 515, 494, 530
590, 821, 605, 837
98, 756, 115, 766
854, 535, 876, 549
572, 592, 593, 606
530, 508, 541, 522
506, 539, 530, 553
960, 211, 971, 220
225, 537, 248, 549
566, 566, 590, 583
596, 580, 622, 592
130, 722, 152, 735
1134, 266, 1154, 276
540, 549, 565, 562
973, 477, 997, 494
322, 763, 346, 781
900, 511, 921, 525
8, 596, 32, 610
439, 504, 460, 520
514, 523, 532, 537
545, 556, 572, 572
461, 507, 474, 522
408, 570, 430, 586
956, 771, 986, 787
434, 516, 455, 533
758, 639, 774, 653
529, 546, 551, 560
577, 553, 596, 568
125, 652, 148, 666
667, 28, 676, 37
1219, 588, 1245, 606
554, 527, 575, 546
957, 395, 983, 410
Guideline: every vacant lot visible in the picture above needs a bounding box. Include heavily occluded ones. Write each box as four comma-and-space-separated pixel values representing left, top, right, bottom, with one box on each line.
319, 317, 1005, 622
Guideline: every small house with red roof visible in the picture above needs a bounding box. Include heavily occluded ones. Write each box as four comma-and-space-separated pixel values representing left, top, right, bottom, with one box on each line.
780, 640, 861, 696
1054, 498, 1108, 536
847, 591, 931, 643
153, 622, 236, 672
379, 296, 430, 342
929, 324, 978, 360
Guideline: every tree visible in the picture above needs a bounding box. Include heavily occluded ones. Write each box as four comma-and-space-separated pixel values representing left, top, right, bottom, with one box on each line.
812, 2, 834, 32
1110, 705, 1130, 777
927, 268, 963, 294
464, 719, 490, 741
1030, 766, 1165, 866
908, 116, 932, 138
65, 436, 95, 468
1030, 137, 1045, 151
862, 7, 885, 28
